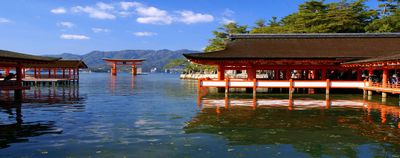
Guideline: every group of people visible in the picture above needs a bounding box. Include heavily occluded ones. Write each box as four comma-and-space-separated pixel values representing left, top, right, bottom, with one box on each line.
365, 73, 400, 84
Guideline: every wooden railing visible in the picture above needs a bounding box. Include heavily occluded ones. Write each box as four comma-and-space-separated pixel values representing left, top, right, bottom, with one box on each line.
198, 78, 367, 90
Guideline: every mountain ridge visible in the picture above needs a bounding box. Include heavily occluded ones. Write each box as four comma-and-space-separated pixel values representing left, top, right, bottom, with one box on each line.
47, 49, 199, 72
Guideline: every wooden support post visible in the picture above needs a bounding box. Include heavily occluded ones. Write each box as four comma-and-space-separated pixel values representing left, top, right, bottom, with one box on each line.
76, 68, 79, 82
325, 95, 330, 109
73, 68, 76, 82
131, 64, 136, 75
218, 65, 225, 80
197, 78, 202, 91
274, 69, 279, 80
34, 68, 37, 78
321, 68, 327, 80
16, 65, 22, 84
22, 68, 25, 78
68, 68, 71, 79
62, 68, 65, 78
246, 67, 256, 81
382, 68, 388, 88
289, 79, 293, 94
288, 94, 293, 110
285, 69, 291, 80
53, 68, 57, 78
326, 79, 330, 95
38, 68, 41, 78
382, 68, 388, 98
111, 63, 117, 76
363, 79, 367, 96
225, 78, 229, 94
5, 68, 10, 76
48, 69, 51, 78
253, 79, 257, 96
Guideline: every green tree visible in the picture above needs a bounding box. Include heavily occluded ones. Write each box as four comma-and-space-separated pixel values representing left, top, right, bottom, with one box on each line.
251, 17, 285, 33
204, 22, 248, 52
366, 8, 400, 32
324, 0, 377, 33
378, 0, 399, 15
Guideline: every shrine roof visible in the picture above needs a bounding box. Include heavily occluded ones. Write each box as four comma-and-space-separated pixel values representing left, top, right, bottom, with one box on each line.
184, 33, 400, 61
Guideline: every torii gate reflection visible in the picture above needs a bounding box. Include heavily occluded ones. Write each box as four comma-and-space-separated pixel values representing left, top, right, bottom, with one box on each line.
103, 58, 145, 76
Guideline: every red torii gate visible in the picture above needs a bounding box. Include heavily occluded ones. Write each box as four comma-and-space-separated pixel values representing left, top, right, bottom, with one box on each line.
103, 58, 145, 76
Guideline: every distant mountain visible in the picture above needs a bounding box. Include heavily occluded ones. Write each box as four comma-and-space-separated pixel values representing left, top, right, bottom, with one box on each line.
48, 49, 199, 72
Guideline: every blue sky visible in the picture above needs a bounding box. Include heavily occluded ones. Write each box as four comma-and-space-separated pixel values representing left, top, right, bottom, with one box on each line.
0, 0, 380, 55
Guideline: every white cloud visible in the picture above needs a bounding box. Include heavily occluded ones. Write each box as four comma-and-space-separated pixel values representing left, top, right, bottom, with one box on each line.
118, 11, 133, 17
221, 17, 235, 24
92, 28, 110, 33
220, 8, 235, 24
68, 2, 214, 25
57, 21, 74, 28
71, 6, 116, 20
136, 6, 172, 24
51, 7, 67, 14
133, 31, 157, 37
120, 1, 142, 10
60, 34, 90, 40
96, 2, 114, 10
177, 11, 214, 24
0, 18, 10, 23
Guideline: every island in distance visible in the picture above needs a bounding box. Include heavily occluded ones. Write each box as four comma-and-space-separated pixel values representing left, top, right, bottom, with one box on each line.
47, 49, 199, 72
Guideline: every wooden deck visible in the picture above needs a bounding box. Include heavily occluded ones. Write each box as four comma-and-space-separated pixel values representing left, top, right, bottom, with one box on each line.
363, 83, 400, 94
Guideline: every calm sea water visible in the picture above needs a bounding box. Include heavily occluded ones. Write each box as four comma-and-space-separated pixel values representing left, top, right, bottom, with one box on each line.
0, 73, 400, 157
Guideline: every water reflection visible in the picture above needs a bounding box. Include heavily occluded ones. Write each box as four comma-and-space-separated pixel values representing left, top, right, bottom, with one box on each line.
186, 95, 400, 157
0, 85, 86, 149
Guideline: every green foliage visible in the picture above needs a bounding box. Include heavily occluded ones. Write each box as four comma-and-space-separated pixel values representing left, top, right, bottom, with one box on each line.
204, 22, 248, 52
378, 0, 399, 15
366, 8, 400, 32
252, 0, 379, 33
164, 59, 188, 69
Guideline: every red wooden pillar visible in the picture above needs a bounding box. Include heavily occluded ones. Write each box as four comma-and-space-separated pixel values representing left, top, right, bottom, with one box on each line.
111, 63, 117, 76
68, 68, 71, 79
62, 68, 66, 78
321, 68, 327, 80
76, 68, 79, 81
368, 68, 373, 81
22, 68, 26, 78
217, 65, 225, 80
73, 68, 76, 80
285, 69, 291, 80
53, 68, 57, 78
16, 65, 22, 85
34, 68, 37, 78
274, 69, 279, 80
247, 67, 256, 80
382, 68, 388, 88
38, 68, 41, 78
131, 64, 136, 75
5, 68, 10, 75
